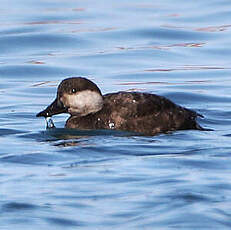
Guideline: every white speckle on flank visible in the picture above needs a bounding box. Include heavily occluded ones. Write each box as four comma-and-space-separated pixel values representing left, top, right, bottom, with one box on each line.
132, 100, 136, 103
109, 122, 115, 129
97, 118, 101, 121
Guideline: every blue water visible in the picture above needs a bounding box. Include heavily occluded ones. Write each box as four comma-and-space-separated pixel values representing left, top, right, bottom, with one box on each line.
1, 0, 231, 229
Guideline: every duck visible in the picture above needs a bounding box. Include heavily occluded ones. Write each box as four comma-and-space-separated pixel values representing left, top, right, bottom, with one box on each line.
36, 77, 206, 135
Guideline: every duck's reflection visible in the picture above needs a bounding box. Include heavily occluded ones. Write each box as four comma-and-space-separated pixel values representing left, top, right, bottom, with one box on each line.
42, 127, 140, 147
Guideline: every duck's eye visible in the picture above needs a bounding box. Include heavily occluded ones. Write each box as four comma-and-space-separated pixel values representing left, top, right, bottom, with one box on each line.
72, 88, 76, 93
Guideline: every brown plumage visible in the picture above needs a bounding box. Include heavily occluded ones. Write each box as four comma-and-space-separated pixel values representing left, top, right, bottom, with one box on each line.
37, 77, 205, 135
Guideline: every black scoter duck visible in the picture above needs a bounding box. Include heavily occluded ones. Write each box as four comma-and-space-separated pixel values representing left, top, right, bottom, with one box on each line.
37, 77, 206, 135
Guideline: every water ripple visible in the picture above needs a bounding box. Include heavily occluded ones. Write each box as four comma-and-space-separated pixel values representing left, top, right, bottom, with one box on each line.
1, 0, 231, 229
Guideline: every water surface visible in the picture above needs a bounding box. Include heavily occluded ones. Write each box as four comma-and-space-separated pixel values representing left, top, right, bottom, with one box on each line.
1, 0, 231, 229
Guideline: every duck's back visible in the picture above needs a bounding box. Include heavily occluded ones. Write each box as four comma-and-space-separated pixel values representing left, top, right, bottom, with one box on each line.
66, 92, 202, 135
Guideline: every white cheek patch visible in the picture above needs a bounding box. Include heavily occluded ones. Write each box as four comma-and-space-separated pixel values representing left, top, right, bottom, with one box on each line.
62, 90, 103, 116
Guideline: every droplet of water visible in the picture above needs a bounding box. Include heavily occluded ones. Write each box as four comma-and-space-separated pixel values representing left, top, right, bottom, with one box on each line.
45, 117, 56, 129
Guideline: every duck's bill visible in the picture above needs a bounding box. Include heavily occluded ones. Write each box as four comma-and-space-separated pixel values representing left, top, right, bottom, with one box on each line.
36, 98, 68, 118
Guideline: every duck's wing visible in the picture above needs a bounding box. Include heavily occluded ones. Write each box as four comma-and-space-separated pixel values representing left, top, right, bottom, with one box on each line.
103, 92, 184, 117
103, 92, 202, 133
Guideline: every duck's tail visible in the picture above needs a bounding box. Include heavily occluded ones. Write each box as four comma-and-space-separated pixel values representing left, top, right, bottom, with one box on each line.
195, 111, 213, 131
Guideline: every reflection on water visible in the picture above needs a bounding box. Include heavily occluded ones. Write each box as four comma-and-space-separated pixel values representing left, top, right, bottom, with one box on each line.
1, 0, 231, 229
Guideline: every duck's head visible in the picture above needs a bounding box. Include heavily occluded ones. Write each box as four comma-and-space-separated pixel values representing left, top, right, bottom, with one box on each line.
36, 77, 103, 118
